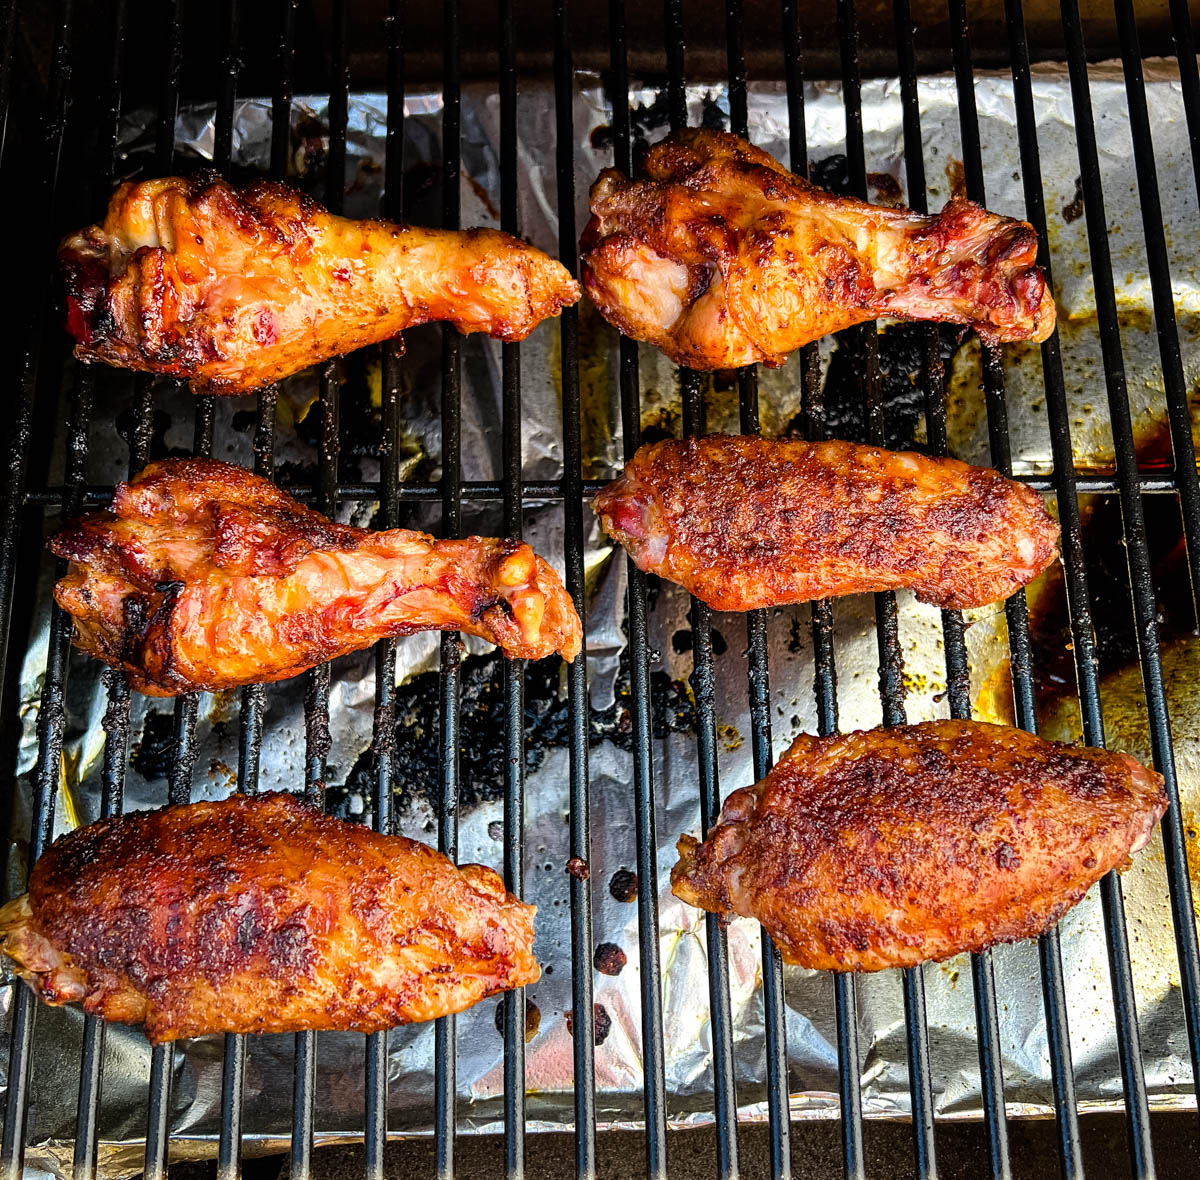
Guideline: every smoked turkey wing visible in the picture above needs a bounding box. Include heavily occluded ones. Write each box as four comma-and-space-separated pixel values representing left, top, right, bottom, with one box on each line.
60, 172, 580, 395
580, 129, 1055, 369
49, 459, 582, 696
593, 435, 1059, 611
0, 793, 539, 1042
671, 720, 1166, 972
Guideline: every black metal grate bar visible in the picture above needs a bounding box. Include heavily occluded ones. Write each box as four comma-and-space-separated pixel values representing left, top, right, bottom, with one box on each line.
70, 1, 131, 1173
1003, 3, 1152, 1174
0, 0, 90, 1175
363, 6, 404, 1178
554, 6, 598, 1178
779, 6, 866, 1177
835, 3, 939, 1175
435, 4, 462, 1177
498, 2, 527, 1175
1112, 0, 1200, 625
1168, 0, 1200, 210
723, 4, 789, 1176
1059, 0, 1200, 1142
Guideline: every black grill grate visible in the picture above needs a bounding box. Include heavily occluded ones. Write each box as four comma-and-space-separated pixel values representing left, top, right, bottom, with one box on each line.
0, 1, 1198, 1178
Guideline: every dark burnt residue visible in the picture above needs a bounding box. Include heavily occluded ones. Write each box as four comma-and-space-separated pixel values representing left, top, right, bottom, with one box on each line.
131, 709, 177, 781
495, 995, 541, 1043
1062, 176, 1085, 224
608, 868, 639, 903
811, 321, 968, 452
330, 644, 696, 824
565, 1002, 612, 1046
594, 942, 627, 976
809, 155, 852, 196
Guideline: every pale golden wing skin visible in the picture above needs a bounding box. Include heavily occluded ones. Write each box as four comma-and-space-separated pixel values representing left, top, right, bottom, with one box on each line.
61, 173, 580, 395
0, 794, 539, 1042
581, 129, 1055, 369
49, 458, 581, 695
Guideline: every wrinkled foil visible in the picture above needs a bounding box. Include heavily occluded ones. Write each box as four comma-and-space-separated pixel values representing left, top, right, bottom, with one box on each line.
5, 62, 1199, 1179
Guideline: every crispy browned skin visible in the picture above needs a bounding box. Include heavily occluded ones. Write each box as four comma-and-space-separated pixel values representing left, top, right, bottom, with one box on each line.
0, 793, 539, 1042
672, 721, 1166, 972
60, 172, 581, 395
49, 459, 582, 696
581, 129, 1055, 369
594, 435, 1060, 611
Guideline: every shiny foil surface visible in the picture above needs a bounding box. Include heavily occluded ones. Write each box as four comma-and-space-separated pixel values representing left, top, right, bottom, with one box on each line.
4, 63, 1198, 1178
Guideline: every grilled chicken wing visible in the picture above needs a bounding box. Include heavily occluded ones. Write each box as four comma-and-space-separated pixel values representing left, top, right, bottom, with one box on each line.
581, 129, 1055, 369
672, 720, 1165, 972
594, 435, 1059, 611
0, 793, 539, 1042
60, 172, 580, 395
50, 459, 582, 696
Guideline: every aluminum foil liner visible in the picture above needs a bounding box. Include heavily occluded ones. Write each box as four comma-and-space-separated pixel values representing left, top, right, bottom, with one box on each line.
4, 61, 1199, 1178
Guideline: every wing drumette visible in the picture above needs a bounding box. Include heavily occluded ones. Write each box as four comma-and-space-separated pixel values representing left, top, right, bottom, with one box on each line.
61, 172, 580, 395
50, 459, 582, 696
581, 129, 1055, 369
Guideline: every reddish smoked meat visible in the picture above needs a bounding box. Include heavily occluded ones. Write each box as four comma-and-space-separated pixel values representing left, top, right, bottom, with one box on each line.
0, 793, 540, 1042
672, 721, 1166, 972
60, 172, 580, 395
581, 129, 1055, 370
50, 459, 581, 696
594, 435, 1060, 612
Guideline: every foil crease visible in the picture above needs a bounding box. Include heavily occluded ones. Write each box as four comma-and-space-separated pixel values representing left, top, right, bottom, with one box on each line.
4, 62, 1199, 1178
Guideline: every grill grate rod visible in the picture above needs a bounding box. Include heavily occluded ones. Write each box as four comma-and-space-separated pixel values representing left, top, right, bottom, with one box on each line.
836, 3, 939, 1175
651, 1, 746, 1176
659, 3, 740, 1176
211, 6, 252, 1176
365, 7, 409, 1177
1113, 0, 1200, 635
498, 0, 527, 1174
0, 0, 108, 1174
22, 468, 1183, 511
70, 0, 132, 1172
724, 4, 791, 1176
140, 8, 192, 1171
1059, 0, 1200, 1140
435, 4, 462, 1175
553, 4, 599, 1177
363, 3, 404, 1176
780, 4, 866, 1176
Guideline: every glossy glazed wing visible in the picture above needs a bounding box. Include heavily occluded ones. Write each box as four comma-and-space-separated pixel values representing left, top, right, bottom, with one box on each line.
672, 720, 1166, 972
61, 173, 580, 395
581, 129, 1055, 369
49, 459, 581, 695
593, 435, 1059, 611
0, 793, 539, 1042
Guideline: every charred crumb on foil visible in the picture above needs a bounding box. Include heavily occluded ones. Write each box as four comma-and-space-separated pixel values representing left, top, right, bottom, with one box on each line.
565, 1002, 612, 1045
333, 645, 696, 823
131, 709, 177, 782
594, 942, 627, 976
608, 868, 638, 903
494, 994, 541, 1043
800, 321, 968, 452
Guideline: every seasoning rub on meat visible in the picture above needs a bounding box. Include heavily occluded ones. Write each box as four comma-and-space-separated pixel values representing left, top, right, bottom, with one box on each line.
672, 720, 1166, 972
594, 435, 1059, 612
0, 793, 540, 1042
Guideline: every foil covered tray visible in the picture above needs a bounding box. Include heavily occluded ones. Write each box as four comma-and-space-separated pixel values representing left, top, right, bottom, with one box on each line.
4, 62, 1198, 1178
